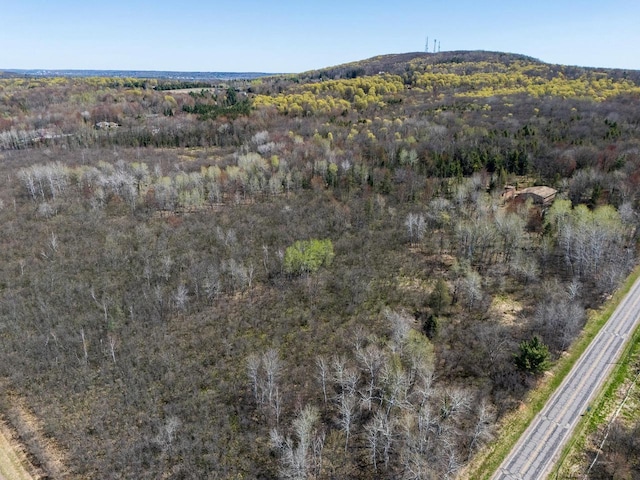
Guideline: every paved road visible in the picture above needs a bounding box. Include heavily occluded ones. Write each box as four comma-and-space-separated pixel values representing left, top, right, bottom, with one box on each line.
492, 276, 640, 480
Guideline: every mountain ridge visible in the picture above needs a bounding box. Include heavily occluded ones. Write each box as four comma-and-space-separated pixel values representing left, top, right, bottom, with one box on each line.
298, 50, 640, 84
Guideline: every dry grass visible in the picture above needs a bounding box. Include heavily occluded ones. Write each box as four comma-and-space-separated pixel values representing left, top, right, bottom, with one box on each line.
0, 418, 34, 480
488, 295, 523, 326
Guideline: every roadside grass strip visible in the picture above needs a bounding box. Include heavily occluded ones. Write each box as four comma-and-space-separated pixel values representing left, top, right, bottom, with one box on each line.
0, 421, 33, 480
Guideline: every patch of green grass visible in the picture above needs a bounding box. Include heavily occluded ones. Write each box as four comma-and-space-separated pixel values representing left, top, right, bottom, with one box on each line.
463, 266, 640, 480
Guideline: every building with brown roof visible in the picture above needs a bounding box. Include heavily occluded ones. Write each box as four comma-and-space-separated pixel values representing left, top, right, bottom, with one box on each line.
516, 186, 557, 206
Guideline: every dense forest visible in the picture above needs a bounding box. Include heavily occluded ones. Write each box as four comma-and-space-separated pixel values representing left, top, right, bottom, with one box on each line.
1, 51, 640, 479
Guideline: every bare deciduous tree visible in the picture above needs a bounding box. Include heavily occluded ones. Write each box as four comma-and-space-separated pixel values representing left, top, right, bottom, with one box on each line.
247, 353, 262, 404
316, 356, 329, 404
173, 284, 188, 311
356, 344, 385, 410
467, 400, 495, 460
385, 309, 412, 353
338, 392, 357, 452
405, 212, 427, 244
270, 405, 321, 480
457, 269, 485, 311
366, 410, 395, 472
263, 348, 282, 414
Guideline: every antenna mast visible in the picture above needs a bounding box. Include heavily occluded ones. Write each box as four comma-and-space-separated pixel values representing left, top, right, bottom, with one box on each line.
425, 36, 429, 53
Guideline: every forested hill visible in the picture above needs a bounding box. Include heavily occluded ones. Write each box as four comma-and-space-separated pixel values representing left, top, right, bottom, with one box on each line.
296, 50, 640, 84
301, 51, 543, 79
0, 51, 640, 479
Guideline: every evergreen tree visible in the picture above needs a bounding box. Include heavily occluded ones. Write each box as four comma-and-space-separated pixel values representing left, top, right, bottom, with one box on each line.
514, 336, 550, 374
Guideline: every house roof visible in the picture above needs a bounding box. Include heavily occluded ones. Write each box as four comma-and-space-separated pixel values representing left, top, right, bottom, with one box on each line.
519, 186, 557, 199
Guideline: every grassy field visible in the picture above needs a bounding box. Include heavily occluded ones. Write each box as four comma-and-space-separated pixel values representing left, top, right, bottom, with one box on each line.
462, 266, 640, 480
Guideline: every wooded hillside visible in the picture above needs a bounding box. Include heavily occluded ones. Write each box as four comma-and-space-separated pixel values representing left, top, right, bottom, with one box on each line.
0, 51, 639, 478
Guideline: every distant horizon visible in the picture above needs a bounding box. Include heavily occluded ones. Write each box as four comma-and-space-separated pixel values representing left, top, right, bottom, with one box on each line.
0, 68, 277, 80
3, 48, 640, 78
2, 68, 277, 74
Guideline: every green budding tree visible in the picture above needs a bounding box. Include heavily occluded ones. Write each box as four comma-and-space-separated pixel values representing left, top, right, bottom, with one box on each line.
283, 239, 334, 275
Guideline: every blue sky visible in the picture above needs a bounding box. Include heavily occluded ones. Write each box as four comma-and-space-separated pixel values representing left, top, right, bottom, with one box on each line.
2, 0, 639, 72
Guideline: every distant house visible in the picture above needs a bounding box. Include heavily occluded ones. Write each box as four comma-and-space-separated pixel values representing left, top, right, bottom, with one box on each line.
517, 186, 557, 206
502, 185, 557, 207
